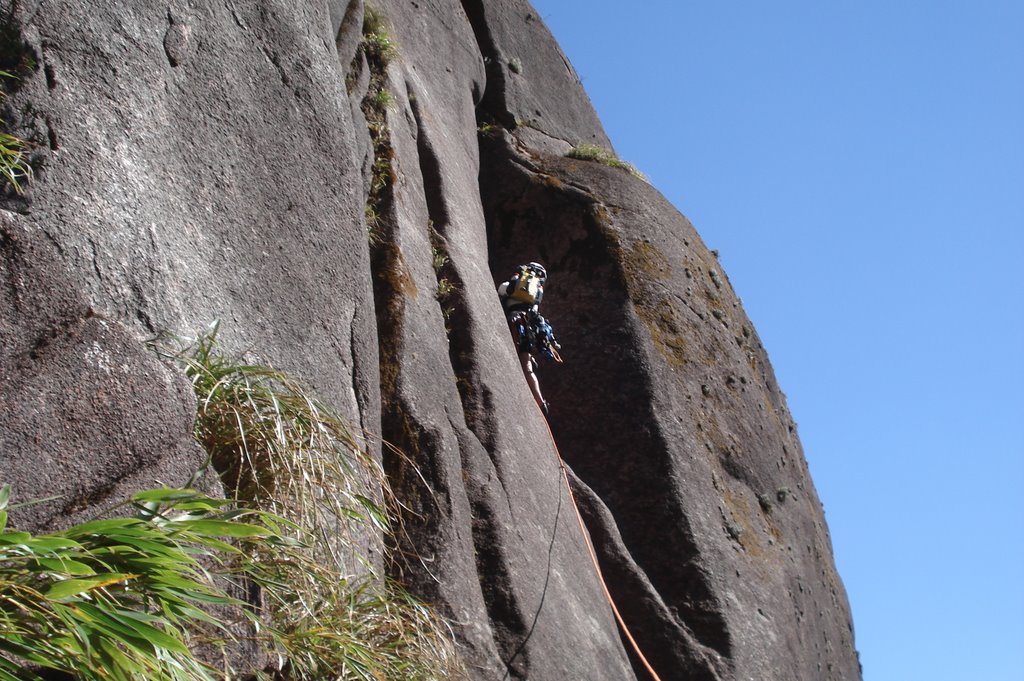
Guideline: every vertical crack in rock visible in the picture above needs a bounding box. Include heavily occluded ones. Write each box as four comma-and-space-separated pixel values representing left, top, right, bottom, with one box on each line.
407, 81, 534, 680
457, 0, 515, 129
407, 82, 497, 452
348, 0, 428, 589
333, 0, 364, 67
476, 128, 735, 679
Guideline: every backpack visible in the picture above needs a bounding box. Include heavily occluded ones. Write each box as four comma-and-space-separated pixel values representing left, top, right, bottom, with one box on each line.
508, 266, 543, 305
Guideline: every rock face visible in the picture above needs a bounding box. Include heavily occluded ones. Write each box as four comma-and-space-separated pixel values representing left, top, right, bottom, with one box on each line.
0, 1, 859, 680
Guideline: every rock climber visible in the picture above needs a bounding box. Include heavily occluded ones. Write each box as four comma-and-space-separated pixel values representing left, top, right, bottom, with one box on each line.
497, 262, 562, 416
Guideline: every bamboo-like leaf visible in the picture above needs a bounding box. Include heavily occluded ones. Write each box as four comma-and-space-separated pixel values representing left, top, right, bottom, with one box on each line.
45, 573, 135, 600
0, 530, 31, 546
21, 536, 81, 553
32, 556, 96, 575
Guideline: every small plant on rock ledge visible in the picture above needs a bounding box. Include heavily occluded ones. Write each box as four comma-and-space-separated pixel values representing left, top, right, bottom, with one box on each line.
0, 70, 31, 193
436, 276, 456, 301
429, 231, 457, 330
431, 241, 448, 272
362, 5, 397, 65
566, 143, 647, 181
356, 5, 398, 246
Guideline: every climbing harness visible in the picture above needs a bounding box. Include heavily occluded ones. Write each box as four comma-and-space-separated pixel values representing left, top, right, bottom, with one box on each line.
509, 311, 562, 363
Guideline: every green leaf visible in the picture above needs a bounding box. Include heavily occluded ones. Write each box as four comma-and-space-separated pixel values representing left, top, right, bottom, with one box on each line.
33, 557, 96, 575
73, 604, 163, 654
95, 638, 142, 681
64, 518, 142, 537
132, 487, 204, 504
22, 536, 81, 553
355, 494, 391, 531
45, 573, 134, 600
0, 531, 31, 545
101, 607, 191, 656
0, 485, 10, 511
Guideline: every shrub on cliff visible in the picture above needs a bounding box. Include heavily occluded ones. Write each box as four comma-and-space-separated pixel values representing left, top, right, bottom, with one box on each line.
0, 325, 466, 680
153, 323, 468, 680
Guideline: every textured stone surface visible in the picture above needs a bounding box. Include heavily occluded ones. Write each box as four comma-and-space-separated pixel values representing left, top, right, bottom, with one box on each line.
0, 214, 207, 531
460, 0, 611, 147
5, 0, 377, 431
0, 0, 859, 679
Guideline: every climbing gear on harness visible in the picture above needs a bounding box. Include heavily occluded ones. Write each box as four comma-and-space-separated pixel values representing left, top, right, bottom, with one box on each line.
508, 263, 546, 306
509, 310, 562, 362
534, 314, 562, 363
509, 310, 535, 354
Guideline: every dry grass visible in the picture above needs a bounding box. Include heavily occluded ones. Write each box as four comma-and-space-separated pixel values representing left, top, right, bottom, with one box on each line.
566, 143, 647, 181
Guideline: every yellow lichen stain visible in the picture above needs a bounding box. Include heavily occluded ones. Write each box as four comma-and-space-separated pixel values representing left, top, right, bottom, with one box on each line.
625, 240, 671, 282
640, 299, 687, 368
722, 484, 766, 558
616, 239, 690, 367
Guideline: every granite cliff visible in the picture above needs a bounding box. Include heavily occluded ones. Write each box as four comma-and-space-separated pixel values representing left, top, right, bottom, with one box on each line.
0, 0, 859, 679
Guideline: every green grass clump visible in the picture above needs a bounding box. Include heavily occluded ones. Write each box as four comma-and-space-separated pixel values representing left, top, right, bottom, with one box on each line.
0, 128, 29, 192
0, 324, 469, 680
151, 322, 396, 576
256, 568, 465, 681
0, 323, 468, 680
566, 143, 647, 181
151, 323, 468, 680
362, 5, 397, 66
0, 70, 30, 193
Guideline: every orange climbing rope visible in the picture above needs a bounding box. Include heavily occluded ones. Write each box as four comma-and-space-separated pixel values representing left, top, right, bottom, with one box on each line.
541, 417, 664, 681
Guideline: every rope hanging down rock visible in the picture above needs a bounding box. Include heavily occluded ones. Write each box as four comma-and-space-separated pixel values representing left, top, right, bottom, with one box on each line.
540, 414, 664, 681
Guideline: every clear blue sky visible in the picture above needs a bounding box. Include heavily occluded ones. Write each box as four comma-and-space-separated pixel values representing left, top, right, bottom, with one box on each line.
530, 1, 1024, 679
